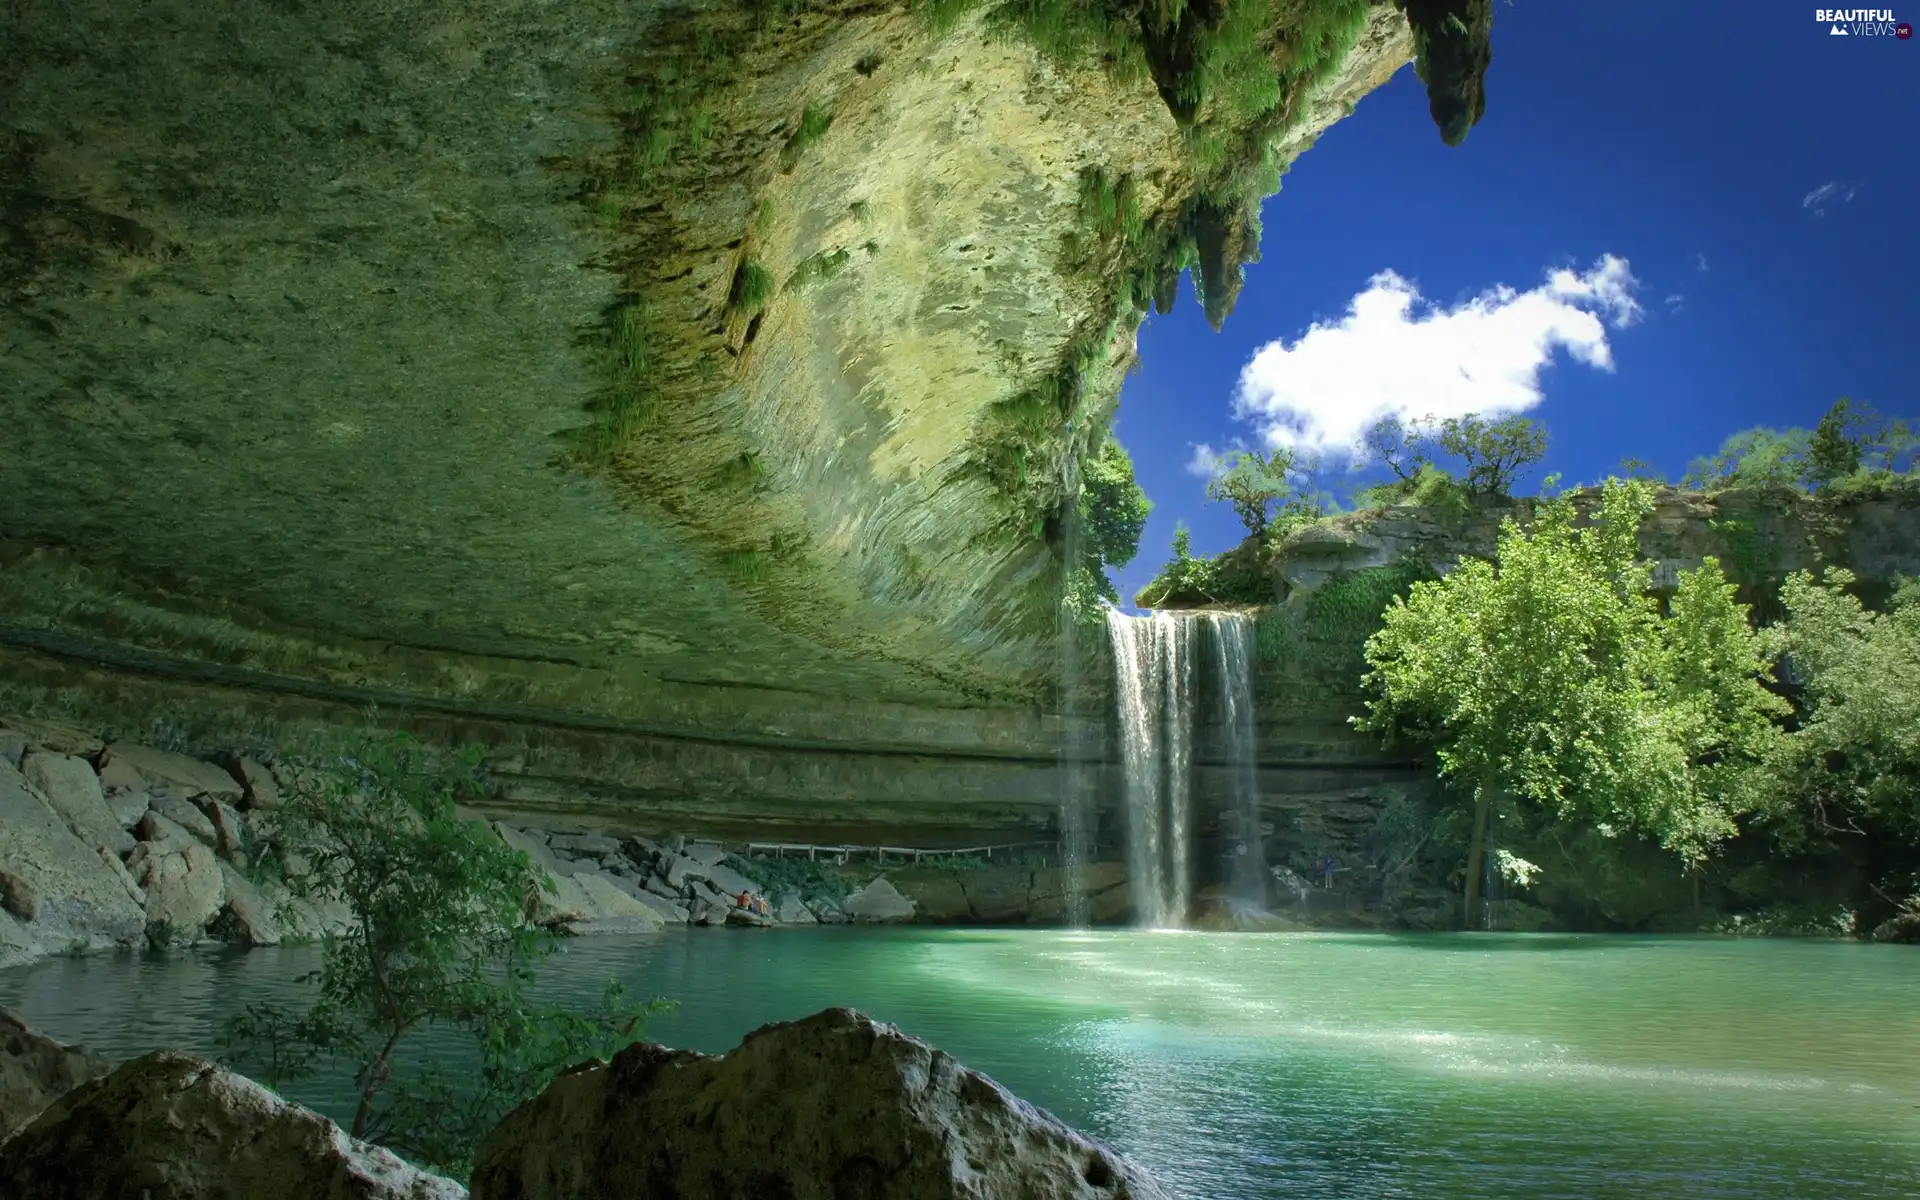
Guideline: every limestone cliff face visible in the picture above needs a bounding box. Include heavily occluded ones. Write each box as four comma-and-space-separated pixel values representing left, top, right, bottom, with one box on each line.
0, 0, 1415, 840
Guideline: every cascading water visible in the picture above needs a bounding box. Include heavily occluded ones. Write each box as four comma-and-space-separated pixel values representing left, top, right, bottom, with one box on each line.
1106, 609, 1266, 928
1211, 612, 1267, 910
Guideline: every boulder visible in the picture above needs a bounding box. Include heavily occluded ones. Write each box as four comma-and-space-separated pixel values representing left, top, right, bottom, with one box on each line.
548, 833, 622, 857
0, 730, 25, 771
641, 874, 680, 902
96, 848, 146, 910
0, 1010, 112, 1144
104, 789, 150, 830
662, 854, 707, 889
572, 873, 667, 931
1872, 906, 1920, 944
683, 841, 729, 867
133, 810, 204, 857
93, 755, 145, 794
138, 841, 226, 948
842, 877, 917, 924
700, 860, 759, 899
0, 761, 145, 951
0, 1051, 467, 1198
0, 911, 41, 969
232, 756, 282, 810
808, 898, 850, 925
598, 875, 685, 925
195, 797, 250, 862
1028, 863, 1133, 925
774, 891, 818, 925
148, 791, 219, 847
725, 907, 772, 928
216, 863, 283, 947
468, 1007, 1166, 1200
97, 743, 243, 799
624, 835, 665, 864
495, 823, 580, 878
19, 753, 132, 856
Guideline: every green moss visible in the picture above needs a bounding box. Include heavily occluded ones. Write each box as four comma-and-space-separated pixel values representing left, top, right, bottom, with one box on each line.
1258, 558, 1433, 673
728, 260, 775, 316
784, 247, 852, 292
725, 548, 769, 584
562, 298, 659, 464
781, 101, 834, 168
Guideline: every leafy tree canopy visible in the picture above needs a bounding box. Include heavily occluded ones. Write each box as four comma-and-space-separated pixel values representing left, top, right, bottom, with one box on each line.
1358, 413, 1548, 501
1079, 434, 1151, 571
1355, 480, 1787, 924
1763, 569, 1920, 849
1204, 447, 1300, 541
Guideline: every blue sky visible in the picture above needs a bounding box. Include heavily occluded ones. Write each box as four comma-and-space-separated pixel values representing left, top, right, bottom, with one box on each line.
1110, 1, 1920, 608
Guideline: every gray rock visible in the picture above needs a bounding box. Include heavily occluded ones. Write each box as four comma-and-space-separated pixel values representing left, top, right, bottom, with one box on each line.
0, 1050, 467, 1198
641, 874, 679, 902
0, 730, 25, 771
104, 789, 150, 830
842, 877, 918, 924
0, 761, 145, 951
234, 755, 282, 810
573, 873, 666, 930
148, 791, 218, 847
196, 796, 250, 862
19, 752, 133, 856
135, 809, 204, 855
625, 835, 665, 864
0, 910, 41, 969
217, 862, 283, 947
98, 743, 244, 799
96, 848, 146, 910
469, 1007, 1166, 1200
598, 875, 685, 925
662, 854, 705, 888
548, 833, 621, 857
138, 841, 226, 948
93, 755, 145, 794
701, 860, 758, 899
808, 898, 850, 925
774, 891, 818, 925
0, 1009, 112, 1144
663, 833, 686, 854
495, 823, 581, 878
683, 841, 729, 867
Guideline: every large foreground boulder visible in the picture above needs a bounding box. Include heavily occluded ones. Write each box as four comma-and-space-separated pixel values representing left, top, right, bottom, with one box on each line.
0, 1051, 466, 1199
469, 1007, 1166, 1200
0, 1010, 112, 1143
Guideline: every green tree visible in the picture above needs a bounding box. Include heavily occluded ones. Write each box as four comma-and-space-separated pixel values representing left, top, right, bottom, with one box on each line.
1354, 480, 1786, 926
1434, 414, 1549, 497
1807, 398, 1865, 485
1079, 435, 1151, 572
1205, 448, 1299, 541
1764, 569, 1920, 846
1680, 427, 1813, 490
225, 729, 665, 1178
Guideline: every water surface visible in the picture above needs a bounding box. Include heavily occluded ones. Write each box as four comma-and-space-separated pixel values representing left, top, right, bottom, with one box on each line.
6, 929, 1917, 1198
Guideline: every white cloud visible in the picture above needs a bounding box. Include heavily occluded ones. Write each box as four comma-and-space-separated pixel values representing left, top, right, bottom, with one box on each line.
1691, 251, 1710, 274
1231, 255, 1642, 458
1664, 292, 1685, 311
1186, 442, 1226, 478
1802, 181, 1858, 218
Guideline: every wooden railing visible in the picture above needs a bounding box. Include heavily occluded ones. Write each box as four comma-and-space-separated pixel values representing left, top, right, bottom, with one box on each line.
742, 841, 1057, 866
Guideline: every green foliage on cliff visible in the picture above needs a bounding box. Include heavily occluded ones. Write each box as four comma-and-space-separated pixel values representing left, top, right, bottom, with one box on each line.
1399, 0, 1492, 146
1358, 413, 1548, 501
1257, 557, 1433, 673
224, 730, 665, 1179
781, 101, 834, 168
1681, 398, 1916, 494
728, 259, 776, 316
1080, 434, 1152, 572
1205, 448, 1300, 540
1355, 481, 1789, 925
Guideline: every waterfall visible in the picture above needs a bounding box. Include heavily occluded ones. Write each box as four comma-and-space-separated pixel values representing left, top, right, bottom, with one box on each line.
1107, 609, 1265, 928
1105, 610, 1197, 927
1212, 612, 1267, 910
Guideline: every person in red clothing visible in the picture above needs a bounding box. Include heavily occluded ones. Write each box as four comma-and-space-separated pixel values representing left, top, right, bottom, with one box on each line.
737, 890, 750, 909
